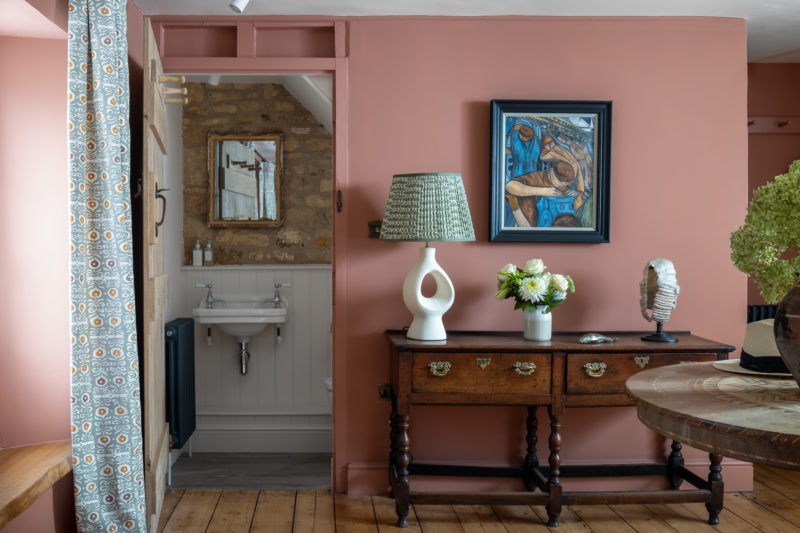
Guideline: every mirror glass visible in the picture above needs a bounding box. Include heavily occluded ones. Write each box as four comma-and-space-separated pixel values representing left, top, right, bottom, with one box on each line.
208, 134, 282, 226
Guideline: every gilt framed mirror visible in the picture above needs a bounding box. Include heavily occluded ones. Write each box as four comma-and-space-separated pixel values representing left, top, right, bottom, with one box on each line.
207, 134, 283, 227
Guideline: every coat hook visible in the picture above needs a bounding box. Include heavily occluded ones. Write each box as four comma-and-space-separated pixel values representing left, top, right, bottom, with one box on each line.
748, 120, 756, 126
159, 74, 186, 84
778, 120, 791, 127
163, 87, 188, 96
155, 183, 169, 237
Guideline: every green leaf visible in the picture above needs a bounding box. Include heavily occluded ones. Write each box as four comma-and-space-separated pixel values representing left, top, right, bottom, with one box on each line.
730, 159, 800, 303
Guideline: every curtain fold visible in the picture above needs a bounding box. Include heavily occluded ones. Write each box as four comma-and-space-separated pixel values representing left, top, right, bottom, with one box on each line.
68, 1, 147, 531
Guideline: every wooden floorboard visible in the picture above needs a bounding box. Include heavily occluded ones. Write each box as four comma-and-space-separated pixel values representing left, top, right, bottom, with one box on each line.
608, 504, 678, 533
493, 504, 550, 533
570, 504, 638, 533
713, 494, 800, 532
313, 490, 337, 533
453, 504, 508, 533
251, 490, 295, 533
205, 490, 258, 533
156, 465, 800, 532
334, 494, 377, 532
157, 488, 184, 533
415, 504, 465, 533
161, 489, 221, 533
746, 481, 800, 526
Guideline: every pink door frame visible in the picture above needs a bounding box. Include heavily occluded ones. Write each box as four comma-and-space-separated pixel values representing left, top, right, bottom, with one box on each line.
151, 16, 350, 491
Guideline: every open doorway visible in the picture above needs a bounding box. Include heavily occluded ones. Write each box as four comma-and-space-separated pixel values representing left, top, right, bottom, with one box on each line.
157, 73, 334, 490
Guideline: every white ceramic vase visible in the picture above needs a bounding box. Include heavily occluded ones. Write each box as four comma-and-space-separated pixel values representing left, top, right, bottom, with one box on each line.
523, 306, 552, 341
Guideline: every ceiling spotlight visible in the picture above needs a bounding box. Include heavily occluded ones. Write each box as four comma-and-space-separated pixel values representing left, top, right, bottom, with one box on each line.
229, 0, 249, 13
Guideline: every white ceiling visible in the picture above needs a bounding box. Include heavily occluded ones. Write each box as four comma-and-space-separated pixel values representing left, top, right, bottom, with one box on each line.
131, 0, 800, 62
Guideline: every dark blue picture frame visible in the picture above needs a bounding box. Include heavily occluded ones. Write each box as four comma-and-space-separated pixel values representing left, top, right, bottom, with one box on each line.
490, 100, 612, 243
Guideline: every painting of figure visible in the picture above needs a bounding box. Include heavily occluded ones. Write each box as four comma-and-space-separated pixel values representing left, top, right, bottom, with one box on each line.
490, 100, 611, 243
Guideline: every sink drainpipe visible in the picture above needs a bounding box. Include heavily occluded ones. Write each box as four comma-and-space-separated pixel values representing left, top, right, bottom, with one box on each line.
239, 340, 250, 375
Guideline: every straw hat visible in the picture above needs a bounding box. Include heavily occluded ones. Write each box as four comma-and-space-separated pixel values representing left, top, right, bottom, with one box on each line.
713, 319, 792, 376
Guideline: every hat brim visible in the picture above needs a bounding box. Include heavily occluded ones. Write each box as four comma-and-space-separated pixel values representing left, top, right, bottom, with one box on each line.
712, 359, 793, 377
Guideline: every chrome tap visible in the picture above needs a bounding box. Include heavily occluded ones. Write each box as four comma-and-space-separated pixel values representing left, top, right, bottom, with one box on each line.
271, 282, 291, 307
195, 282, 215, 308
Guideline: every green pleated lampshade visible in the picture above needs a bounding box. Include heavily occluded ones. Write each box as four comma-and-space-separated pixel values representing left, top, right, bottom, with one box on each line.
379, 172, 475, 242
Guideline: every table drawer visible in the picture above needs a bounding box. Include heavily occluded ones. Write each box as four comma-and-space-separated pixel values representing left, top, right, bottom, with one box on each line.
412, 352, 551, 394
566, 352, 719, 394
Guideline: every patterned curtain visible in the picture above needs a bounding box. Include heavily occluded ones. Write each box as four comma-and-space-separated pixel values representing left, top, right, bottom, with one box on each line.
68, 1, 147, 531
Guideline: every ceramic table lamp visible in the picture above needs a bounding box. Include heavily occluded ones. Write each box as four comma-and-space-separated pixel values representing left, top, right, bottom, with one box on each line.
380, 173, 475, 340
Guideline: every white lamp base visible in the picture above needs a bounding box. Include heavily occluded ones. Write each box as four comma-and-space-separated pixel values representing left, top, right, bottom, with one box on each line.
402, 246, 454, 341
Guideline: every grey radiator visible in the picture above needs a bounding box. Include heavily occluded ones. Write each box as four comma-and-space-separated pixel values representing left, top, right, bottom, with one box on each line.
165, 317, 196, 450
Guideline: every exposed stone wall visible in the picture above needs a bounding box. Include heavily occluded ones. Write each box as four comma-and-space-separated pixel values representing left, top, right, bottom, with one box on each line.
182, 82, 332, 264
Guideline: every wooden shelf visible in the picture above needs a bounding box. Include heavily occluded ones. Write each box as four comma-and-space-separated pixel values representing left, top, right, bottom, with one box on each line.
0, 440, 72, 529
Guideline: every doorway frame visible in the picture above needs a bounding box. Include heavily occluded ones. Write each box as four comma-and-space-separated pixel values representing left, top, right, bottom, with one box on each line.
147, 16, 349, 492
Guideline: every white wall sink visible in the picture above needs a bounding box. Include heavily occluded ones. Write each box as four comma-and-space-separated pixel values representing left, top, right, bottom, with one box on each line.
192, 294, 287, 342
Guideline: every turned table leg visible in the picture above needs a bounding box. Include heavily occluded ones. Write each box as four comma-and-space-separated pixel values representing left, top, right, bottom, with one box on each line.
523, 406, 539, 491
388, 403, 398, 498
394, 413, 411, 528
706, 453, 724, 525
546, 407, 562, 527
667, 441, 685, 490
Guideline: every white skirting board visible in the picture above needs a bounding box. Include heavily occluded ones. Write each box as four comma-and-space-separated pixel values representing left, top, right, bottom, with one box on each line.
191, 427, 332, 453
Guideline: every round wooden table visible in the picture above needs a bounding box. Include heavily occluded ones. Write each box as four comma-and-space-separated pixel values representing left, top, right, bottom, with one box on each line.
626, 361, 800, 470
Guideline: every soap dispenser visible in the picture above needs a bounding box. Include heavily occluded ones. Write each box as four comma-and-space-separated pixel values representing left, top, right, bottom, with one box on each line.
192, 240, 202, 267
203, 241, 214, 266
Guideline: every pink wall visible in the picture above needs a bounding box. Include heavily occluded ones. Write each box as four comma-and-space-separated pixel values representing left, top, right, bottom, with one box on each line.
147, 12, 751, 499
746, 63, 800, 305
25, 0, 68, 32
0, 35, 73, 532
339, 17, 749, 492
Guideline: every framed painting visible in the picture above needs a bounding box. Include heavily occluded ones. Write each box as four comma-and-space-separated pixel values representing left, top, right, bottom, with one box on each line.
490, 100, 612, 242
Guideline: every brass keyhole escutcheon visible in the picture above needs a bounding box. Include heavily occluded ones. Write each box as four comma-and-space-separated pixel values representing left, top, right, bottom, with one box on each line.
428, 361, 452, 377
634, 355, 650, 369
476, 357, 491, 370
584, 361, 608, 378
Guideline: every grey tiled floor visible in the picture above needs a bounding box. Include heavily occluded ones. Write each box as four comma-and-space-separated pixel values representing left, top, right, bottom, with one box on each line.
169, 452, 331, 490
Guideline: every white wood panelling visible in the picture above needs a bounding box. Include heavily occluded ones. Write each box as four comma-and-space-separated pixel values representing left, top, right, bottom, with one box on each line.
174, 265, 332, 452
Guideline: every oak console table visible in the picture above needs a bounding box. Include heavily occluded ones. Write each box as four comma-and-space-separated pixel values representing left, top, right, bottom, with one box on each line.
386, 330, 735, 528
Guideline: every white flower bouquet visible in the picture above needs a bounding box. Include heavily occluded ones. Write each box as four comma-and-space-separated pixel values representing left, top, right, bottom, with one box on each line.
496, 259, 575, 313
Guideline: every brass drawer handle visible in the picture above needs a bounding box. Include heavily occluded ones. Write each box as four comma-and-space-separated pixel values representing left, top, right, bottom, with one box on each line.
428, 361, 452, 377
584, 362, 608, 378
476, 357, 491, 370
513, 362, 537, 376
634, 355, 650, 369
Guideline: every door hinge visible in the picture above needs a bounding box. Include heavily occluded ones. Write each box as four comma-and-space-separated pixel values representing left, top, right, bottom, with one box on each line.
336, 190, 343, 212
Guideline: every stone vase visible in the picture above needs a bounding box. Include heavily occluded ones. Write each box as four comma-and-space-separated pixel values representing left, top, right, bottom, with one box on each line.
523, 306, 552, 341
774, 283, 800, 386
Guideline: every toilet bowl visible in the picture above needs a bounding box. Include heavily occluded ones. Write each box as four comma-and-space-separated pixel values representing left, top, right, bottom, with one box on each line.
323, 376, 332, 404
